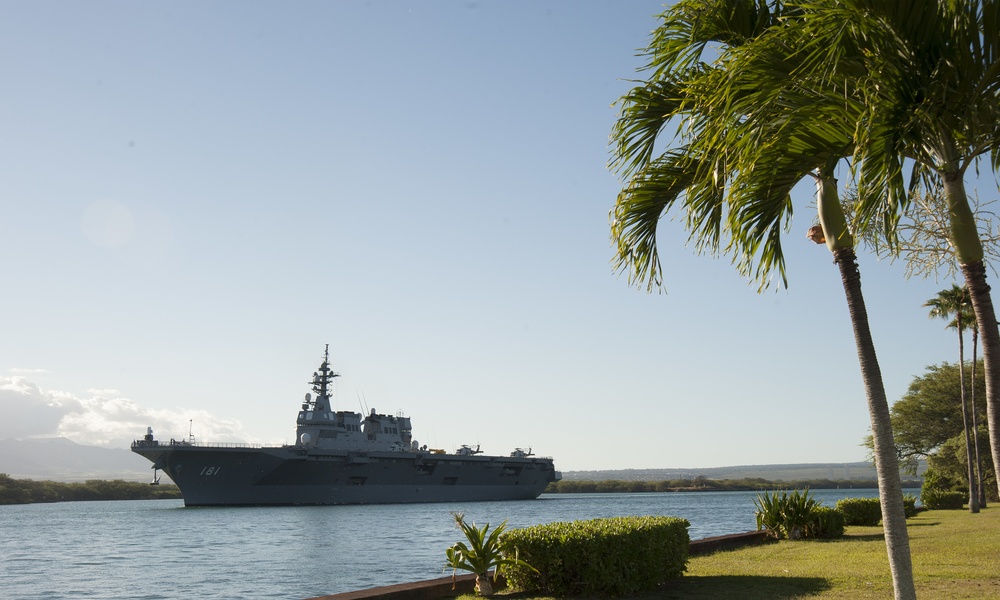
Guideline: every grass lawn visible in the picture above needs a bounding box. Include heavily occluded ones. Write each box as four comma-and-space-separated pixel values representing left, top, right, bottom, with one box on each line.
468, 507, 1000, 599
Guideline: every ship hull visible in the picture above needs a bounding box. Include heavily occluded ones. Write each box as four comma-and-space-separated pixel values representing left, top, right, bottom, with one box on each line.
132, 442, 558, 506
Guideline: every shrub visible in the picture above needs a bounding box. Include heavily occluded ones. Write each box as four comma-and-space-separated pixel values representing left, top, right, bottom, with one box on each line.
921, 489, 967, 510
753, 489, 818, 539
836, 497, 882, 526
753, 489, 847, 540
805, 506, 845, 539
903, 494, 919, 517
445, 513, 536, 596
500, 515, 689, 597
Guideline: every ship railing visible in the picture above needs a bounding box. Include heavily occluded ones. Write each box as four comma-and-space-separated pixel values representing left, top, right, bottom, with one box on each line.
131, 439, 263, 449
506, 455, 554, 460
172, 441, 263, 449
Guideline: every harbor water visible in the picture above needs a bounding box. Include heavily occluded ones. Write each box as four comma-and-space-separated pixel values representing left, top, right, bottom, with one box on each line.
1, 489, 883, 599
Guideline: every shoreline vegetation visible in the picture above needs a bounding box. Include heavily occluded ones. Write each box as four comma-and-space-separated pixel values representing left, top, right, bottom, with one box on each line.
0, 473, 922, 506
545, 478, 921, 494
0, 473, 182, 505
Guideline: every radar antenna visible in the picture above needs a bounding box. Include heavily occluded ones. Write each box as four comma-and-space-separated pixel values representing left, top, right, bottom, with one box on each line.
309, 344, 340, 412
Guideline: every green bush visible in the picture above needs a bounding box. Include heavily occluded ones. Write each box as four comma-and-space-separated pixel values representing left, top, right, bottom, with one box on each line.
0, 474, 182, 505
805, 506, 845, 539
499, 515, 689, 596
445, 513, 536, 596
836, 497, 882, 526
902, 494, 919, 517
753, 489, 819, 539
753, 490, 849, 540
921, 489, 967, 510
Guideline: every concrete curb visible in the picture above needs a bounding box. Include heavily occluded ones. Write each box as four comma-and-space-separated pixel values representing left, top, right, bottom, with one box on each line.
688, 530, 771, 555
308, 574, 479, 600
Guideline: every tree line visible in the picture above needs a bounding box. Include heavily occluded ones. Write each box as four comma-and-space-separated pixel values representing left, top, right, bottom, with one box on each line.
874, 361, 998, 503
0, 473, 182, 505
546, 477, 921, 495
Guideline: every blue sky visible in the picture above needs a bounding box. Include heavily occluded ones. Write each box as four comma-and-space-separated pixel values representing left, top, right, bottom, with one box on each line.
0, 1, 990, 472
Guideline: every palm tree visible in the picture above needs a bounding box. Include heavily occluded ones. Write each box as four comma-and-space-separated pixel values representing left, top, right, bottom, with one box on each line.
788, 0, 1000, 502
968, 310, 988, 506
926, 285, 980, 512
610, 2, 915, 598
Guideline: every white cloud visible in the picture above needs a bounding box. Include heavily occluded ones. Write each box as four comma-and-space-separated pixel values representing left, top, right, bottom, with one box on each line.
0, 376, 83, 439
0, 375, 250, 449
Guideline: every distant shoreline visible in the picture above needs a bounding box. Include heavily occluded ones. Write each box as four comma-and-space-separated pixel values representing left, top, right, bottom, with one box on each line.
0, 473, 923, 506
547, 477, 923, 494
0, 474, 182, 505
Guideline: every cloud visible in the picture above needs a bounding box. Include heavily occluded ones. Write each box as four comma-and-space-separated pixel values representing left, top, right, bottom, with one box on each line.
0, 376, 249, 449
0, 377, 84, 439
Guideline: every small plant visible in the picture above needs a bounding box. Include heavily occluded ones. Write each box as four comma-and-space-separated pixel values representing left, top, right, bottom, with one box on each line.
445, 512, 536, 596
753, 489, 819, 539
753, 489, 785, 536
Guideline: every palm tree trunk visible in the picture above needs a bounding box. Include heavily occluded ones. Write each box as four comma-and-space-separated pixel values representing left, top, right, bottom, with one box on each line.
834, 248, 915, 600
475, 573, 495, 597
961, 260, 1000, 501
957, 313, 980, 512
943, 170, 1000, 502
971, 331, 986, 506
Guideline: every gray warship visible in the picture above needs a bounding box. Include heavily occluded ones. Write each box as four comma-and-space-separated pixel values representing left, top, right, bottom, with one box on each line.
132, 346, 560, 506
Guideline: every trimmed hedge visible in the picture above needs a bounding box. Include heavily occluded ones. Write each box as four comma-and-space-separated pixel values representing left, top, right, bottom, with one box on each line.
836, 497, 882, 526
833, 496, 919, 526
921, 489, 966, 510
807, 506, 845, 539
500, 515, 689, 597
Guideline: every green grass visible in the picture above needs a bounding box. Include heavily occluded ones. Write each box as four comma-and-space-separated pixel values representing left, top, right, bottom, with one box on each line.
465, 507, 1000, 599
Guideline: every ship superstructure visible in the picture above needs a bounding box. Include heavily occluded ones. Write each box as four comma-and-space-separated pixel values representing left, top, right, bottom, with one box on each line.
132, 346, 559, 506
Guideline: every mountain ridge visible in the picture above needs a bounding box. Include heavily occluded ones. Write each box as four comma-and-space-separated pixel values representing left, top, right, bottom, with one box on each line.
0, 437, 158, 482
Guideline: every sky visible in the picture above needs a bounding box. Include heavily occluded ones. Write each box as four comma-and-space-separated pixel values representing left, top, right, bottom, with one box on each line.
0, 1, 994, 473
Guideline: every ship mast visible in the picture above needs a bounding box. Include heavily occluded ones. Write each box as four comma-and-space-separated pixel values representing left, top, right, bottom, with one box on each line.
308, 344, 339, 413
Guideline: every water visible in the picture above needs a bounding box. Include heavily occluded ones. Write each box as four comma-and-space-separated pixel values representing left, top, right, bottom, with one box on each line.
0, 489, 881, 599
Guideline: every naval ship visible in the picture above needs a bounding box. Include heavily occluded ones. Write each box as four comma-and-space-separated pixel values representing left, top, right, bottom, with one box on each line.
132, 346, 560, 506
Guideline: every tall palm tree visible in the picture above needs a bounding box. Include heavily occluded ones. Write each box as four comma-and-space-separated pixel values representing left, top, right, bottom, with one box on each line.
968, 310, 988, 506
926, 285, 980, 512
789, 0, 1000, 501
609, 2, 915, 598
